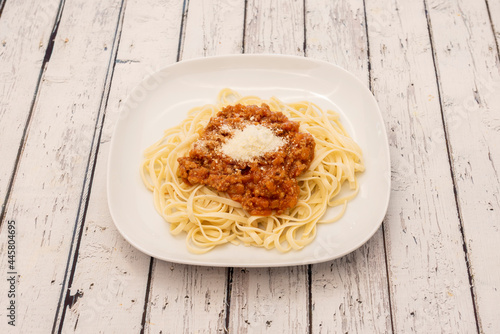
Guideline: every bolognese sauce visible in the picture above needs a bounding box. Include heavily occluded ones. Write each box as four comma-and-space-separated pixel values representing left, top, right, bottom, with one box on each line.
178, 103, 315, 216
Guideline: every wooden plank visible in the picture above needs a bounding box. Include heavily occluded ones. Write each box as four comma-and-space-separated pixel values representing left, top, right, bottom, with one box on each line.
244, 0, 305, 54
180, 0, 244, 59
147, 263, 228, 333
305, 2, 392, 332
144, 1, 245, 333
230, 267, 309, 333
426, 0, 500, 331
305, 0, 369, 82
57, 0, 186, 332
310, 238, 392, 334
0, 0, 61, 213
0, 0, 125, 332
227, 1, 309, 333
58, 139, 150, 333
365, 0, 478, 332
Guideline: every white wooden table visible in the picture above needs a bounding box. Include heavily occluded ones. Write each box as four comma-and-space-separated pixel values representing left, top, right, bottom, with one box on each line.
0, 0, 499, 333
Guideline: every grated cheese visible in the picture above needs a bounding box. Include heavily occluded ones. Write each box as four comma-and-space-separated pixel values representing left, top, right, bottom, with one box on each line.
220, 124, 286, 162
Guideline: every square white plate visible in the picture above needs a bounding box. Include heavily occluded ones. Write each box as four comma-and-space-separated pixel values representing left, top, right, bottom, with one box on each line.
107, 54, 390, 267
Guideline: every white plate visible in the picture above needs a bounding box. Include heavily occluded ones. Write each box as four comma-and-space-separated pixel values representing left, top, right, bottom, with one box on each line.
107, 54, 390, 267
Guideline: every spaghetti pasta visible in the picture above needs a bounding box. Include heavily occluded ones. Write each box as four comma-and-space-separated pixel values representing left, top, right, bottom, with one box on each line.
140, 88, 364, 253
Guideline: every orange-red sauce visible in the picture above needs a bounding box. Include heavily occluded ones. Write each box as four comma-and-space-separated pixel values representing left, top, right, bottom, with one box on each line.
178, 104, 315, 216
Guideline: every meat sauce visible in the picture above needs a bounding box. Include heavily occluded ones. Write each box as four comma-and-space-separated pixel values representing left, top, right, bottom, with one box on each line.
178, 104, 315, 216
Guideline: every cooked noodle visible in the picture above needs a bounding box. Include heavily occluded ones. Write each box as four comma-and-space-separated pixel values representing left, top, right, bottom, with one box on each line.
140, 88, 364, 253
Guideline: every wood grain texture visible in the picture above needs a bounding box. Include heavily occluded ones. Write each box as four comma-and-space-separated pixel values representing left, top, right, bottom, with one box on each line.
305, 0, 369, 82
60, 150, 150, 333
310, 236, 392, 334
181, 0, 245, 59
366, 0, 478, 332
226, 2, 308, 333
426, 0, 500, 331
147, 263, 228, 333
230, 267, 309, 334
305, 0, 392, 333
57, 0, 186, 332
0, 0, 61, 212
0, 0, 125, 332
244, 0, 304, 55
144, 1, 246, 333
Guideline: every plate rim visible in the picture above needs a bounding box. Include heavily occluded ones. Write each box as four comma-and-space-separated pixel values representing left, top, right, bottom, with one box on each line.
107, 54, 391, 267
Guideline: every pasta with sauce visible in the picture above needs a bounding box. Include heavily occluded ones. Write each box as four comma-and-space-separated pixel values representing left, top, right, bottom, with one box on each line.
140, 88, 364, 253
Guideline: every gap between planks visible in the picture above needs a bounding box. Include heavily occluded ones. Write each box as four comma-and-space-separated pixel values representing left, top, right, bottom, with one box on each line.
139, 258, 155, 334
176, 0, 190, 62
303, 5, 312, 332
0, 0, 7, 19
241, 0, 248, 53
